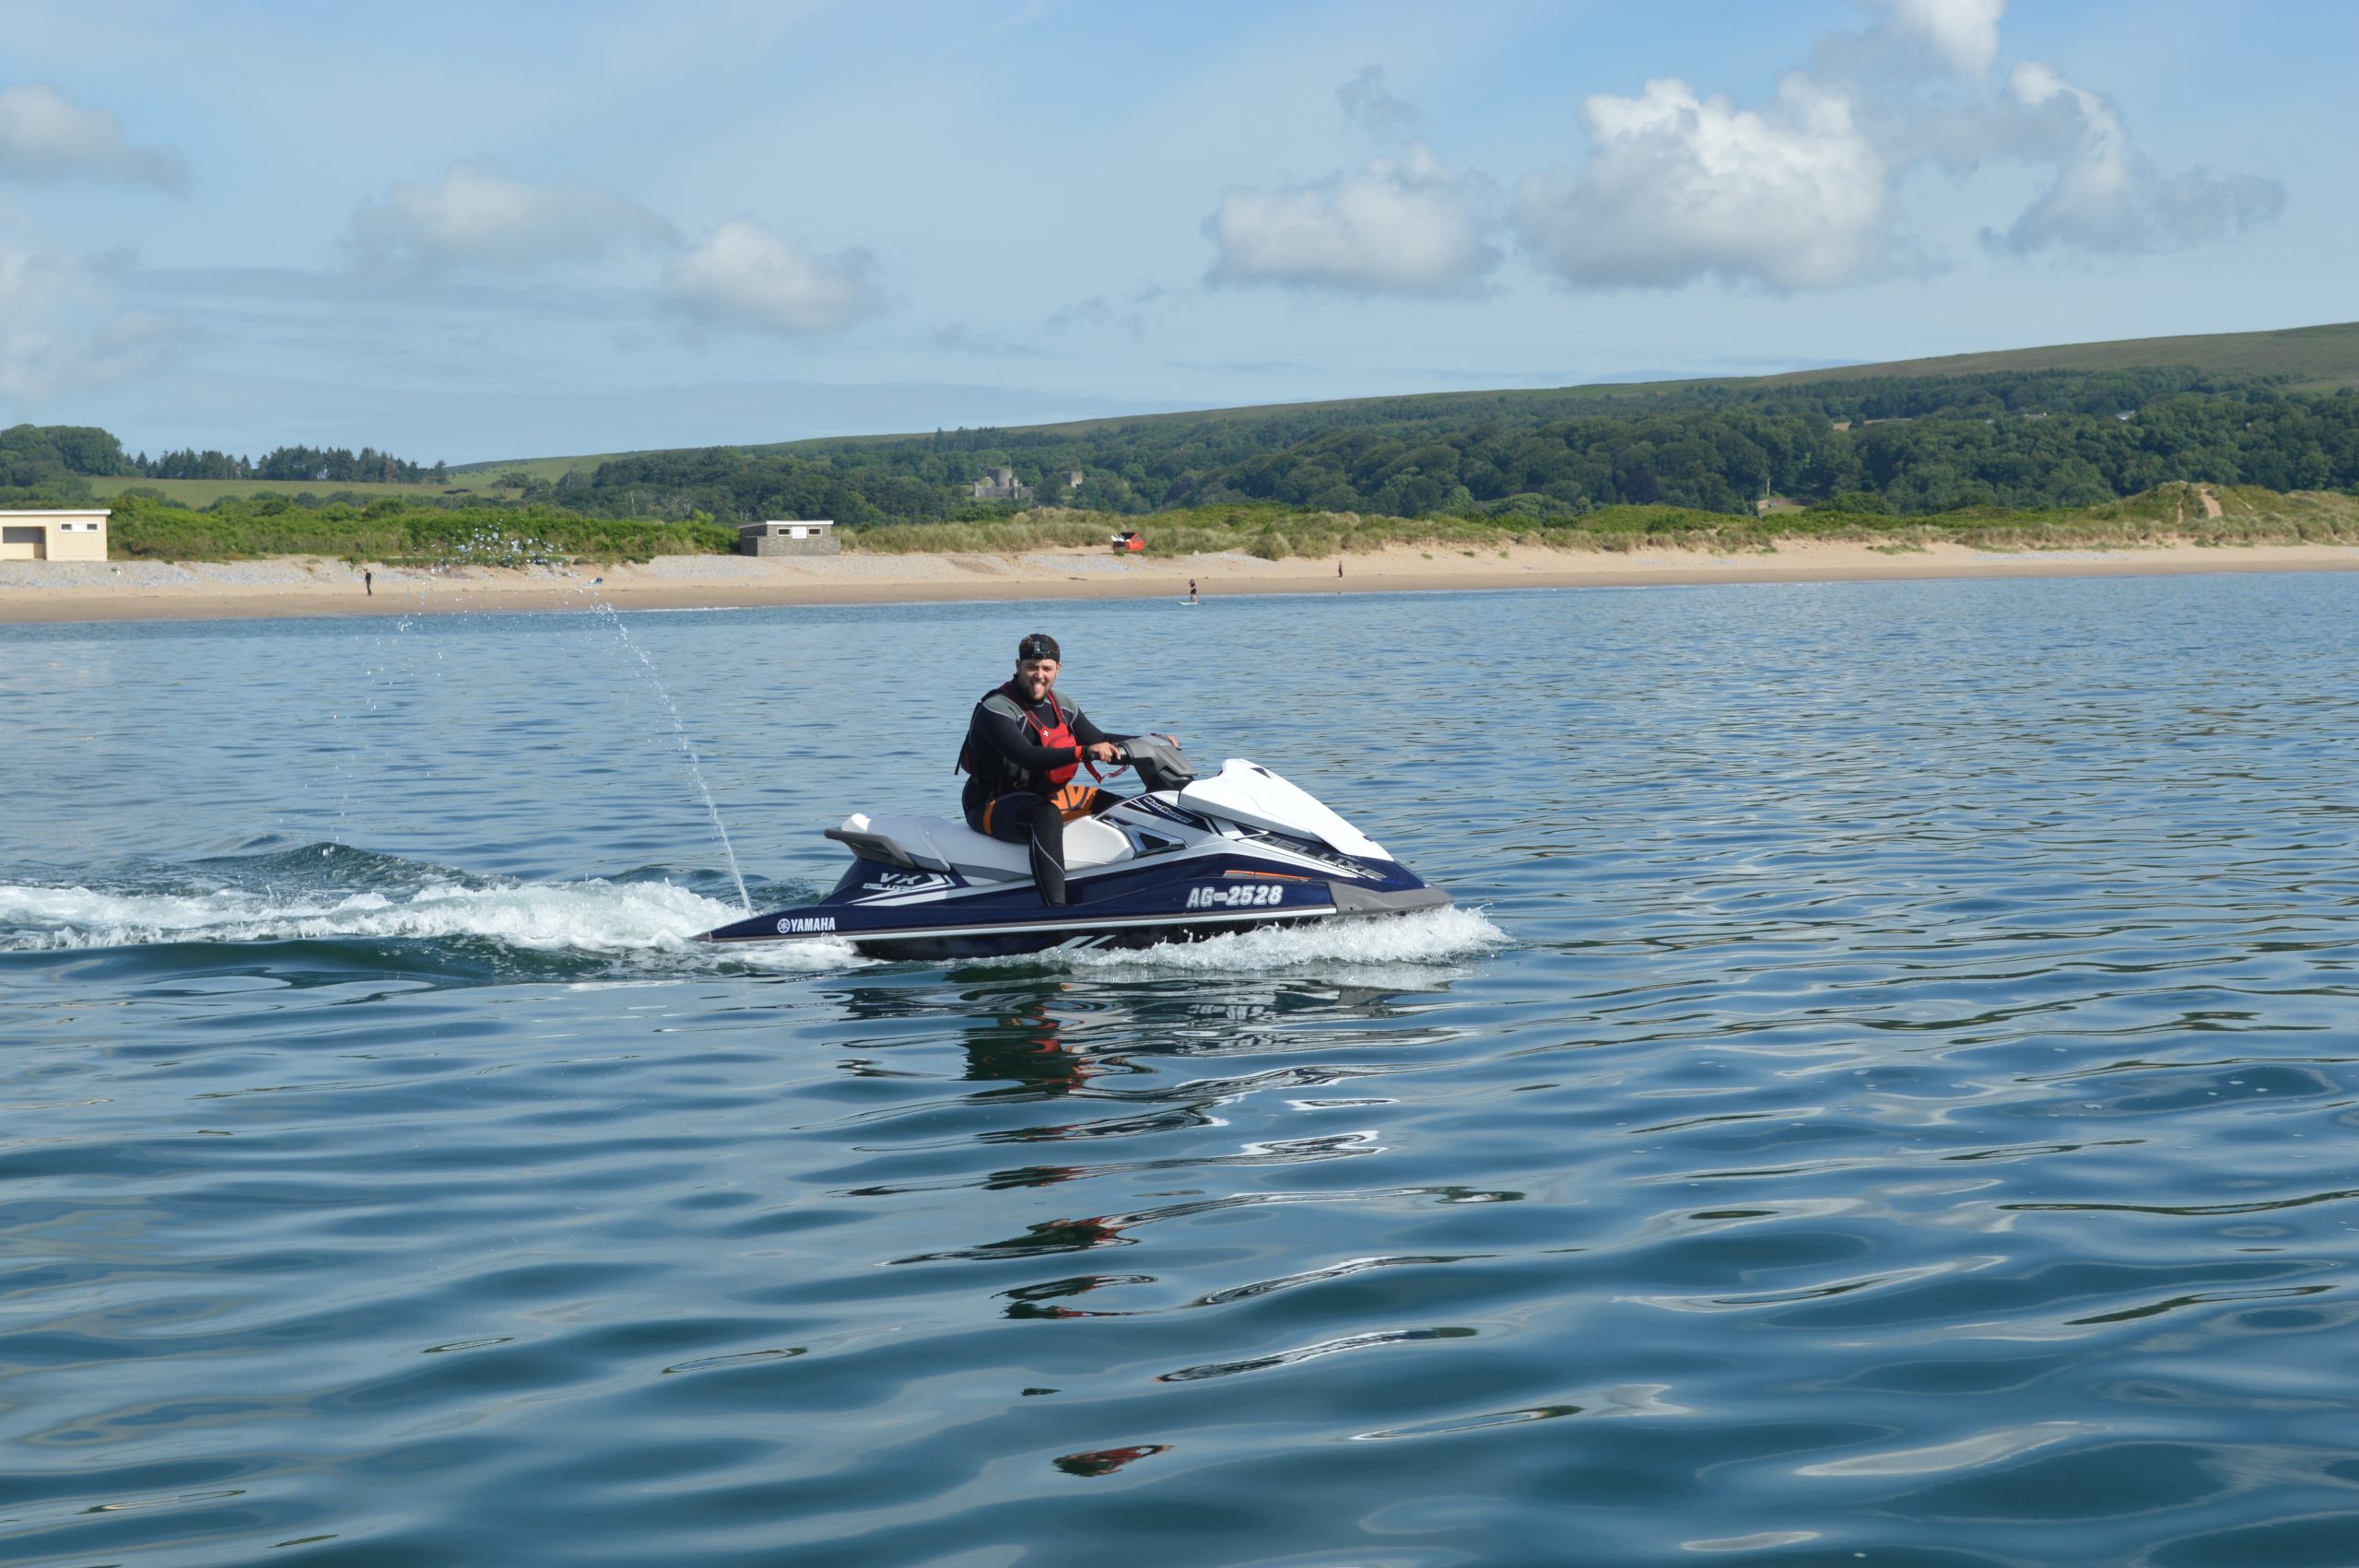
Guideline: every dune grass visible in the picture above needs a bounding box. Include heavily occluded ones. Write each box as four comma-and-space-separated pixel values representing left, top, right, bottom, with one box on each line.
1519, 486, 2359, 556
107, 495, 734, 564
847, 489, 2359, 562
848, 505, 1579, 559
88, 486, 2359, 564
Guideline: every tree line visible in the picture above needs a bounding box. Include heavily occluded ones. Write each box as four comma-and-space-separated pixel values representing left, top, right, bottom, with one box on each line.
0, 423, 446, 492
137, 445, 448, 484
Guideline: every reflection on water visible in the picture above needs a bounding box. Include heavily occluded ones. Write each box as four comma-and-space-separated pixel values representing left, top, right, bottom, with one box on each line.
6, 576, 2359, 1565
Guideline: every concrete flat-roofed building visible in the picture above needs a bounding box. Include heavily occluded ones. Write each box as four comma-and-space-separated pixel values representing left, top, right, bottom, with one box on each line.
0, 509, 111, 563
738, 519, 839, 556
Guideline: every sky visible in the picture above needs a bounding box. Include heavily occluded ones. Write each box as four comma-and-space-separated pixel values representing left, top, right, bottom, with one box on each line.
1, 0, 2352, 464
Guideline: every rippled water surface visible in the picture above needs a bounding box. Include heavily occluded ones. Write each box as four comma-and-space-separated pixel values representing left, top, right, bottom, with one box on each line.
6, 576, 2358, 1566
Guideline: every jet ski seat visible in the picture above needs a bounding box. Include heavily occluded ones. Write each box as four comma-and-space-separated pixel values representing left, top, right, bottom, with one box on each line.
828, 812, 1133, 883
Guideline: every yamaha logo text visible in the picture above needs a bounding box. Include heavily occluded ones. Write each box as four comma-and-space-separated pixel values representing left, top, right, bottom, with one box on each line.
777, 915, 838, 933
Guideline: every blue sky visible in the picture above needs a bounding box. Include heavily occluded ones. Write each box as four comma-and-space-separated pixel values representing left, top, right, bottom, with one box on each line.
1, 0, 2349, 464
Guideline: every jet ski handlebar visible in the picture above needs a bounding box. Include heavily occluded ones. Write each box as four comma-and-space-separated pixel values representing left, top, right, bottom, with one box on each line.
1120, 733, 1196, 792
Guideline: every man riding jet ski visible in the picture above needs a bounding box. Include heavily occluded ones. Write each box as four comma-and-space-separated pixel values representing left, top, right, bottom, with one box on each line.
960, 631, 1155, 907
694, 632, 1450, 960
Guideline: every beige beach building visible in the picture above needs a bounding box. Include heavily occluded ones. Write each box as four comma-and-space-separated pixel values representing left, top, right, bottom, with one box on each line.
0, 509, 111, 562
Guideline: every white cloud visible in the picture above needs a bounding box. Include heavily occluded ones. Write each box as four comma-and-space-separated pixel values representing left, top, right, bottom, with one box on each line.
1206, 142, 1501, 297
1871, 0, 2005, 76
349, 164, 675, 271
1337, 64, 1420, 141
0, 83, 187, 189
0, 214, 182, 408
663, 219, 880, 334
1510, 1, 2282, 291
1512, 76, 1889, 291
1991, 62, 2283, 255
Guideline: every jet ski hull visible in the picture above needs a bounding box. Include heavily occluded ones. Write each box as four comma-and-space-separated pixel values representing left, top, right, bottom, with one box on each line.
694, 759, 1450, 962
699, 870, 1449, 963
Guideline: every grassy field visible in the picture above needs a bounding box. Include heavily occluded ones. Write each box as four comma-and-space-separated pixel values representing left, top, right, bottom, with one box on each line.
440, 455, 649, 484
446, 319, 2359, 482
1764, 321, 2359, 392
88, 476, 479, 505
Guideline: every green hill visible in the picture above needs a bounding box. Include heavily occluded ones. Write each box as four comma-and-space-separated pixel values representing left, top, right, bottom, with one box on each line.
16, 320, 2358, 532
1764, 321, 2359, 391
452, 320, 2359, 480
444, 377, 1731, 486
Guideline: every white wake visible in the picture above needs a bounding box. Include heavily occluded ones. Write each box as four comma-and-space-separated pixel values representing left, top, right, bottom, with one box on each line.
0, 878, 739, 954
1050, 904, 1507, 973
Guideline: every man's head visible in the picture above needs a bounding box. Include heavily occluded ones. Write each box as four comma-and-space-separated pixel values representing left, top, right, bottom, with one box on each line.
1014, 632, 1062, 701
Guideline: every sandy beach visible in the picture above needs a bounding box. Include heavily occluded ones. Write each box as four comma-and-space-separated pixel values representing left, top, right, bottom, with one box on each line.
6, 538, 2359, 625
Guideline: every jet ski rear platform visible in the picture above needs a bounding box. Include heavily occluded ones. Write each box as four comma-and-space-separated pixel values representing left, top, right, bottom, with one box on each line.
697, 755, 1449, 962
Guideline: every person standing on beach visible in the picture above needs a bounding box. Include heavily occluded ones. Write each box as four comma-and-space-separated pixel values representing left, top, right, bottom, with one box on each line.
957, 633, 1137, 908
364, 569, 372, 596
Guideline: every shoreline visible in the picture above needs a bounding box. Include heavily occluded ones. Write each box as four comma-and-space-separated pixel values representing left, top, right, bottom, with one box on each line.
6, 539, 2359, 625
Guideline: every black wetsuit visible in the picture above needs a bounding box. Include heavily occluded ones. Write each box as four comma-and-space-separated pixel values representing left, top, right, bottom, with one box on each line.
961, 683, 1131, 907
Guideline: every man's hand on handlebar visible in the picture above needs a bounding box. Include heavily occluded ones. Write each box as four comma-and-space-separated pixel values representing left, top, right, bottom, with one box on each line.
1085, 741, 1123, 763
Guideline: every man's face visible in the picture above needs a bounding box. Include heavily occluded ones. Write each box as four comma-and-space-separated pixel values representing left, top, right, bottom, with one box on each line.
1015, 656, 1059, 701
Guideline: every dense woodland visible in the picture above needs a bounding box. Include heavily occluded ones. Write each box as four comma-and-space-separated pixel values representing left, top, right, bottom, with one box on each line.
606, 369, 2358, 524
7, 365, 2358, 531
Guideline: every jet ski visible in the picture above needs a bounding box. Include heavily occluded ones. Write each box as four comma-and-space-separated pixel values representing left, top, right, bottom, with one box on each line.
695, 738, 1449, 961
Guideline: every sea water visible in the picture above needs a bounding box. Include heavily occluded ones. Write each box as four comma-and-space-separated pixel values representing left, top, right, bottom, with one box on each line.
3, 575, 2356, 1566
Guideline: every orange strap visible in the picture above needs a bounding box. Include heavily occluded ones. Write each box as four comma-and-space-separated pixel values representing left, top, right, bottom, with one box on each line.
987, 788, 1097, 830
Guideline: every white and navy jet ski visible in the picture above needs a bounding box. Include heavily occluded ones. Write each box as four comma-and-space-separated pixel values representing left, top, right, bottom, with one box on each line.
696, 740, 1449, 961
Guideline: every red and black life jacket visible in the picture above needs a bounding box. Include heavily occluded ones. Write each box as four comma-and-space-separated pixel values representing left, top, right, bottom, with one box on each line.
957, 685, 1088, 790
1027, 690, 1081, 788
